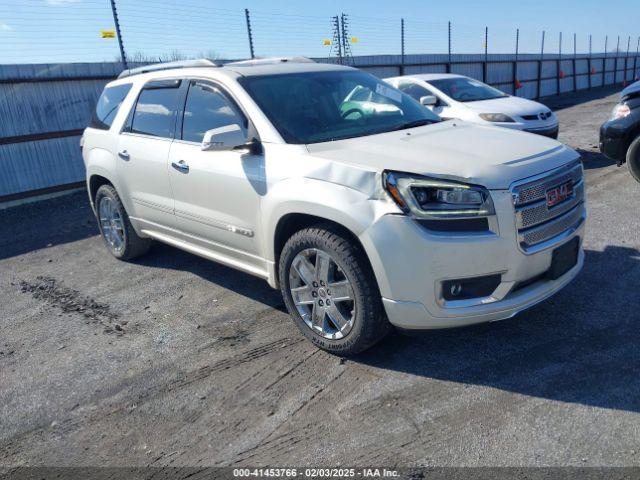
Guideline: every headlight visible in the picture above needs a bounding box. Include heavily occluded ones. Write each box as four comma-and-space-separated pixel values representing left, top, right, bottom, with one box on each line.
610, 103, 631, 120
383, 171, 495, 220
479, 113, 515, 123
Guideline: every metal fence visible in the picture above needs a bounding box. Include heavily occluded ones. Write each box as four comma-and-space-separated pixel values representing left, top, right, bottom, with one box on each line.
1, 1, 640, 200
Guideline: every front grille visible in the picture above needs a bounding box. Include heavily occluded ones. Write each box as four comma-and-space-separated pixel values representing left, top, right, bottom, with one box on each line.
511, 162, 585, 252
522, 114, 539, 121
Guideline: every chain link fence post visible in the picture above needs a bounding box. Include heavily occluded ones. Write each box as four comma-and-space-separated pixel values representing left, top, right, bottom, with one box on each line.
537, 30, 545, 99
604, 36, 608, 86
483, 27, 488, 83
572, 33, 577, 92
513, 28, 519, 95
588, 34, 593, 89
109, 0, 127, 69
447, 21, 452, 73
400, 18, 405, 75
557, 32, 562, 95
244, 9, 255, 59
625, 36, 631, 84
633, 37, 640, 81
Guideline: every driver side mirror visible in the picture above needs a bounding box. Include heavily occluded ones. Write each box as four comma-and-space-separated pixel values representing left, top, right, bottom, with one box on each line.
420, 95, 438, 107
201, 124, 248, 151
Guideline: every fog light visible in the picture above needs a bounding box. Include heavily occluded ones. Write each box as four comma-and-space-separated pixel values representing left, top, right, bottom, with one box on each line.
441, 274, 502, 301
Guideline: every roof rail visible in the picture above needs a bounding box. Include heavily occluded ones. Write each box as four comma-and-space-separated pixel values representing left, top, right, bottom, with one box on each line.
225, 56, 316, 67
117, 59, 219, 79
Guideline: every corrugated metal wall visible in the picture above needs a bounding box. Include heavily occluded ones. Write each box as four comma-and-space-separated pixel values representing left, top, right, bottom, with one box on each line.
1, 54, 637, 199
0, 63, 123, 199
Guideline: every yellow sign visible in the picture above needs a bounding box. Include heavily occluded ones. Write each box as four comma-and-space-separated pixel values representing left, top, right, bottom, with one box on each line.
323, 39, 331, 46
351, 37, 359, 44
101, 30, 116, 39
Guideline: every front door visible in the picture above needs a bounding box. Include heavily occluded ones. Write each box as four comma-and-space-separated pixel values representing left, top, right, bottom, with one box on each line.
168, 79, 265, 267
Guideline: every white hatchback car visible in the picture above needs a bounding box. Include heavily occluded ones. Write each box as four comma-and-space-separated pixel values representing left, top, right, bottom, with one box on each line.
83, 58, 584, 355
385, 74, 559, 138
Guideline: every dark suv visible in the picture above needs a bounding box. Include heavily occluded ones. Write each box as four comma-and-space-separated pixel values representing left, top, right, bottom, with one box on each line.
600, 81, 640, 181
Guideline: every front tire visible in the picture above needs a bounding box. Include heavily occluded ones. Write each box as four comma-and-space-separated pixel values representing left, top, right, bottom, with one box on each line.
627, 135, 640, 183
95, 184, 151, 261
278, 225, 391, 355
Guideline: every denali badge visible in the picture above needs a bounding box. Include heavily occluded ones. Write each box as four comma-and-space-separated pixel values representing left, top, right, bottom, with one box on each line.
546, 181, 573, 208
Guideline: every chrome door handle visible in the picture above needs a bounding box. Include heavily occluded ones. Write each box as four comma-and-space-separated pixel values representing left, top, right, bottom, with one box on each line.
171, 160, 189, 173
118, 150, 130, 160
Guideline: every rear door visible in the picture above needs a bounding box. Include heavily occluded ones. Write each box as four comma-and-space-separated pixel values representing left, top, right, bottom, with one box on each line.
117, 79, 184, 230
167, 79, 265, 264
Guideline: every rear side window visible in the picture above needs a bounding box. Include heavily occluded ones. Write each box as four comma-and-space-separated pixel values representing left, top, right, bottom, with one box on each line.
129, 81, 182, 138
89, 83, 132, 130
181, 81, 247, 143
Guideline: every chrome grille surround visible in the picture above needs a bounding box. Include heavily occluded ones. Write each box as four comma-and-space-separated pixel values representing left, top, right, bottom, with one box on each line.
511, 161, 585, 253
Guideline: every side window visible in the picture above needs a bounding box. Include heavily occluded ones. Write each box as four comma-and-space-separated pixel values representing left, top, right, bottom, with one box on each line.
129, 81, 182, 138
181, 81, 247, 143
89, 83, 132, 130
398, 82, 439, 104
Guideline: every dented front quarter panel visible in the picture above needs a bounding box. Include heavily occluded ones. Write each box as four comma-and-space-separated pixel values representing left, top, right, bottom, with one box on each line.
259, 143, 400, 268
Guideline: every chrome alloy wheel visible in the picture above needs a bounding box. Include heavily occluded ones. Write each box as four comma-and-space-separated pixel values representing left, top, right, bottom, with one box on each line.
288, 248, 356, 340
98, 197, 125, 253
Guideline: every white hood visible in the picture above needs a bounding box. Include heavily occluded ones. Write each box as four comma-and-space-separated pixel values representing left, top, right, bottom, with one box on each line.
306, 120, 579, 190
461, 95, 550, 117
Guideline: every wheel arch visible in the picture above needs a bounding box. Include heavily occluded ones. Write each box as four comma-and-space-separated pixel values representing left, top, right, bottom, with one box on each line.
88, 174, 113, 208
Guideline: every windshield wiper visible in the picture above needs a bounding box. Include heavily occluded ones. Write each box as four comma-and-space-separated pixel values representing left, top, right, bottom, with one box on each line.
392, 119, 438, 131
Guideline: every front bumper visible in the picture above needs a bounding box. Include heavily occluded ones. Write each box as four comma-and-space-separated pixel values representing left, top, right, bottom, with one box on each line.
524, 125, 559, 139
360, 190, 585, 330
599, 119, 630, 163
490, 119, 559, 139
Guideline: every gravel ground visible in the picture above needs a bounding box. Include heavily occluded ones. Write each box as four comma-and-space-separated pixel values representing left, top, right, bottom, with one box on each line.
1, 85, 639, 469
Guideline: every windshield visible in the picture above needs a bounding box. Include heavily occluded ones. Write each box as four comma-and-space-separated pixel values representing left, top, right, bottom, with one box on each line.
429, 77, 508, 103
238, 70, 440, 144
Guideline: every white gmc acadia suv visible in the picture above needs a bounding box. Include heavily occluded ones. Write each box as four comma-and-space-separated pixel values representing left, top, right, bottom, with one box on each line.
82, 58, 586, 355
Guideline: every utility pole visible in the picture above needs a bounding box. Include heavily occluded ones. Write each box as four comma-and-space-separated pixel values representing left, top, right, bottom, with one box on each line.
331, 15, 342, 64
244, 9, 255, 59
109, 0, 127, 68
340, 13, 353, 64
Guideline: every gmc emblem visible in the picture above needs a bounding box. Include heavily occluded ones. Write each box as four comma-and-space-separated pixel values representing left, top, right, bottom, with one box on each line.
546, 181, 573, 208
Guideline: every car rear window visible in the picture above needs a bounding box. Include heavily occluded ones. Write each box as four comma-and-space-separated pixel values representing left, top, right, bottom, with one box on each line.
89, 83, 132, 130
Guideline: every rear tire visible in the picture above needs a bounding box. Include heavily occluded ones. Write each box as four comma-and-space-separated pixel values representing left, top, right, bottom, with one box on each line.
627, 135, 640, 183
278, 224, 391, 356
95, 184, 151, 261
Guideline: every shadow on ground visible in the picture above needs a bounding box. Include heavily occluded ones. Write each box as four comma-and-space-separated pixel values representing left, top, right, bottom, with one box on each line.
0, 190, 97, 261
133, 242, 286, 312
577, 148, 618, 170
355, 245, 640, 413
